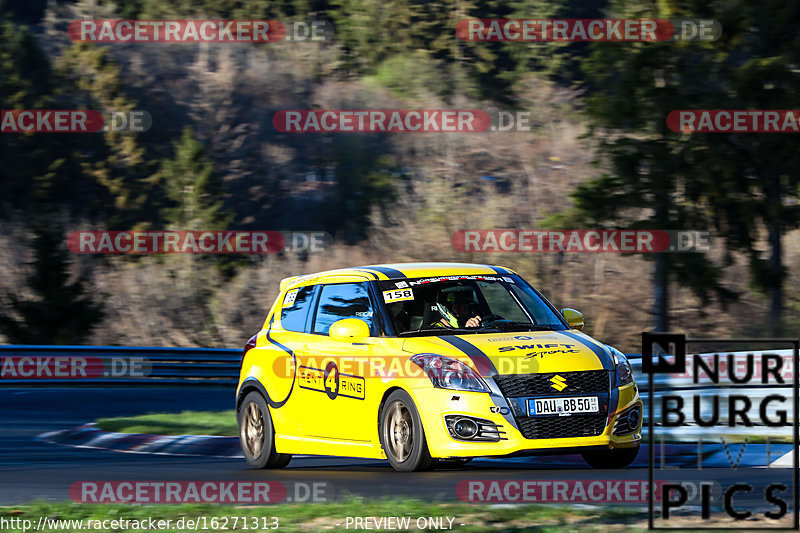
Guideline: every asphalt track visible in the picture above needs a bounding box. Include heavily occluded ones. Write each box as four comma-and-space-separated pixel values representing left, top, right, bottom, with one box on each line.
0, 387, 796, 519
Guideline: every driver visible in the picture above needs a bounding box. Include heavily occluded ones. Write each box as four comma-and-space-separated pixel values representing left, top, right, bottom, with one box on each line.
432, 286, 481, 328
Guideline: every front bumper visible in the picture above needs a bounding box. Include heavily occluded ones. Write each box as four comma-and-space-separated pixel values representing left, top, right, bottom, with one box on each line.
409, 380, 642, 459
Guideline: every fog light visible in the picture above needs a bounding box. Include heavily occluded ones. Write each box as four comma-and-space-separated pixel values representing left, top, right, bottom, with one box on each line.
627, 408, 640, 429
452, 418, 479, 439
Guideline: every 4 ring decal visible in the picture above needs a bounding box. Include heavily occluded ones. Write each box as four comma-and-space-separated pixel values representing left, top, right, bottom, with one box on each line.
298, 361, 365, 400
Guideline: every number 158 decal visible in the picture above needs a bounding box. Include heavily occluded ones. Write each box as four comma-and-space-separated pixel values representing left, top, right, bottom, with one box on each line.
383, 288, 414, 303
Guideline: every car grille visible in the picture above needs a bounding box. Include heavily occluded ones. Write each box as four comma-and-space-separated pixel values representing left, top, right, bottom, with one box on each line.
494, 370, 610, 397
516, 414, 607, 439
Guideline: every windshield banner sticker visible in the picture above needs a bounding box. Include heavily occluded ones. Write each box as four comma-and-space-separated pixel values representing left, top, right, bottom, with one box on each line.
408, 275, 507, 286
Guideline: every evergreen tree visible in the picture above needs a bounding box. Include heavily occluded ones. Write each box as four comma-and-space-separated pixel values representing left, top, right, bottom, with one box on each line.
684, 0, 800, 335
560, 0, 732, 331
328, 0, 518, 100
562, 0, 800, 333
504, 0, 608, 88
0, 17, 152, 224
155, 127, 241, 278
157, 127, 233, 230
0, 17, 56, 215
332, 137, 399, 243
56, 42, 154, 224
0, 225, 104, 344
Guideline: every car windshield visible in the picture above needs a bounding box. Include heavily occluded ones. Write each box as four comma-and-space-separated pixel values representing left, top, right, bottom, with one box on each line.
378, 275, 567, 336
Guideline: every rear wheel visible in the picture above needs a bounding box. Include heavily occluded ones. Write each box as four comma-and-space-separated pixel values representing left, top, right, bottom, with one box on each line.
379, 390, 433, 472
238, 391, 292, 469
582, 444, 640, 469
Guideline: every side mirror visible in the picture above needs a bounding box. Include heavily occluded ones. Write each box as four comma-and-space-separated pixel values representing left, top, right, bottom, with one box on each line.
329, 318, 371, 343
561, 308, 584, 331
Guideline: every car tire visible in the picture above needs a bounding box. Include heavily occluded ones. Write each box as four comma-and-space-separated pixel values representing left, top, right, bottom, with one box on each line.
581, 444, 640, 469
379, 390, 433, 472
238, 391, 292, 469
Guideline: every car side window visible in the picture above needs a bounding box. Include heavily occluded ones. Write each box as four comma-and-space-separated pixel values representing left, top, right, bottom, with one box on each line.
312, 282, 374, 335
280, 285, 315, 332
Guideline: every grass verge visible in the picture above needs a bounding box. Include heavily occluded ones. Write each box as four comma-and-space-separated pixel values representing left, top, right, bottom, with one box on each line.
95, 410, 237, 436
0, 498, 645, 532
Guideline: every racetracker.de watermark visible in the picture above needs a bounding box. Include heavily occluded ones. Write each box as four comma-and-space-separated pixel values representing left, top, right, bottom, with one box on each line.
0, 355, 150, 379
452, 230, 712, 253
272, 110, 582, 133
274, 110, 492, 133
70, 481, 329, 503
67, 231, 331, 254
1, 110, 152, 133
271, 351, 600, 381
68, 20, 334, 43
668, 110, 800, 133
458, 480, 667, 503
456, 19, 720, 41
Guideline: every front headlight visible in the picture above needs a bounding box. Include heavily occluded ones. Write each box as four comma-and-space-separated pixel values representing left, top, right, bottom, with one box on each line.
410, 354, 490, 393
605, 344, 634, 387
615, 354, 633, 387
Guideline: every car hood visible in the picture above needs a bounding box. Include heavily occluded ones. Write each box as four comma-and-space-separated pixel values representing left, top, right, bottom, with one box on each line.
401, 330, 615, 375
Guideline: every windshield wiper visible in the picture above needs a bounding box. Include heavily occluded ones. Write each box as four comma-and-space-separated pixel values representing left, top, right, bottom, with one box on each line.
398, 326, 502, 337
491, 322, 557, 332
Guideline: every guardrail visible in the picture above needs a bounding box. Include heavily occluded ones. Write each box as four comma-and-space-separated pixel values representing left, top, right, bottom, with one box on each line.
0, 345, 794, 441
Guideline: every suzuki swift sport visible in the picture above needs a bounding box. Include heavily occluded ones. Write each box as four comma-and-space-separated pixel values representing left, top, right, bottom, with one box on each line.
236, 263, 641, 471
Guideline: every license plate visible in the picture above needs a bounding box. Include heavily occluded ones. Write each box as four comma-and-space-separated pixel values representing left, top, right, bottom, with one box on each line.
528, 396, 599, 416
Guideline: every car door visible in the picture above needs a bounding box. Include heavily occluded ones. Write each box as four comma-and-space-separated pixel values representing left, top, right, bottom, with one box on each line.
267, 284, 318, 437
297, 281, 377, 442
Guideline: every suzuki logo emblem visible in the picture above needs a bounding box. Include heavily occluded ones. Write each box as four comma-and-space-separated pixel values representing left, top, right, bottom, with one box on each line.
550, 374, 567, 391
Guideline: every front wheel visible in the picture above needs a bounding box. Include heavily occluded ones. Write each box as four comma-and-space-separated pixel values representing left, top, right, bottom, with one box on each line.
238, 391, 292, 469
379, 390, 433, 472
582, 444, 640, 469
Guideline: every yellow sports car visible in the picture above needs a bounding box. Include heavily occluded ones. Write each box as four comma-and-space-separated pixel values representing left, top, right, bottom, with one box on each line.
236, 263, 641, 471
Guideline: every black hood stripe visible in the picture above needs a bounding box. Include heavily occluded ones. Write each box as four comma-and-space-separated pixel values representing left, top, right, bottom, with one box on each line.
439, 335, 498, 377
559, 330, 614, 370
352, 269, 379, 280
486, 265, 513, 275
362, 265, 406, 279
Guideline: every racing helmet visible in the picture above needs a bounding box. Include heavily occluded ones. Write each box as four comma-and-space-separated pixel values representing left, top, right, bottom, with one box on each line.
435, 285, 476, 327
